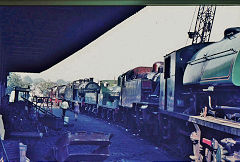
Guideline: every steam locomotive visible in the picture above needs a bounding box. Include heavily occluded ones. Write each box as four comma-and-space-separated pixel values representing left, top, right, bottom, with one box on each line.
49, 27, 240, 161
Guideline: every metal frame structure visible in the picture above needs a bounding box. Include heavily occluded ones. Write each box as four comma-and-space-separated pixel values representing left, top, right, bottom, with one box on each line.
188, 5, 216, 44
53, 131, 113, 162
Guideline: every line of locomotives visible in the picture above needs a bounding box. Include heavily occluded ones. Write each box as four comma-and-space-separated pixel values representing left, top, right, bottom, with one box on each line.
49, 27, 240, 161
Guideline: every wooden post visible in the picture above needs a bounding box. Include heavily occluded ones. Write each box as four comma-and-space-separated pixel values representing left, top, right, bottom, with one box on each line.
0, 40, 7, 108
0, 42, 3, 106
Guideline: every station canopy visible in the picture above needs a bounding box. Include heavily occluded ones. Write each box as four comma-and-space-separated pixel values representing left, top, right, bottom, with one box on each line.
1, 6, 143, 73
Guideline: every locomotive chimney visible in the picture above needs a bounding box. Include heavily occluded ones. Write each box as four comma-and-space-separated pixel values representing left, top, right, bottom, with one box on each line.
89, 78, 93, 82
152, 63, 157, 72
158, 67, 163, 73
153, 62, 163, 73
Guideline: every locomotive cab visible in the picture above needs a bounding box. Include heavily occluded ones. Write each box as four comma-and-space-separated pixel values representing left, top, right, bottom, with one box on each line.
160, 43, 211, 114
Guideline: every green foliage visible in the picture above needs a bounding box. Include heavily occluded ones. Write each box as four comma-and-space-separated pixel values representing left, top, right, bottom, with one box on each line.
56, 79, 67, 86
23, 75, 33, 84
33, 78, 45, 84
7, 73, 29, 94
38, 80, 57, 96
7, 73, 65, 97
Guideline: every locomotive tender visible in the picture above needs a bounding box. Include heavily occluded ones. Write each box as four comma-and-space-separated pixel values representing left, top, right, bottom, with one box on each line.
49, 27, 240, 161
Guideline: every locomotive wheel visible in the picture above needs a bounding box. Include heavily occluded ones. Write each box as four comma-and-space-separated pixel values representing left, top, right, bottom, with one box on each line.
122, 111, 129, 128
129, 114, 137, 133
148, 116, 158, 140
212, 146, 222, 162
205, 147, 212, 162
162, 117, 171, 140
157, 116, 167, 143
84, 106, 88, 113
101, 109, 106, 119
123, 114, 128, 127
82, 106, 85, 112
135, 111, 143, 135
87, 106, 92, 115
107, 110, 112, 121
87, 106, 90, 114
112, 111, 119, 122
91, 106, 95, 115
143, 122, 152, 138
97, 108, 102, 118
93, 107, 98, 117
151, 117, 160, 142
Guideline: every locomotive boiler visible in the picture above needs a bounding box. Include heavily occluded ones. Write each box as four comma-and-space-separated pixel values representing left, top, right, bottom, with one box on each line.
183, 27, 240, 120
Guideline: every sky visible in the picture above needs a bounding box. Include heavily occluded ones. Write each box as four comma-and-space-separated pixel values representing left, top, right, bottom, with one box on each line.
18, 6, 240, 82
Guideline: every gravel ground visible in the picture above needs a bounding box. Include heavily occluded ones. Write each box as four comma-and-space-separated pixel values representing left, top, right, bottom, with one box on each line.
10, 108, 181, 161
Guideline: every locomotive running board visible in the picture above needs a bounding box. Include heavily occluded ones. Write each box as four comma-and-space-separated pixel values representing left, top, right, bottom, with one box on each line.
53, 131, 113, 162
158, 109, 240, 136
188, 116, 240, 136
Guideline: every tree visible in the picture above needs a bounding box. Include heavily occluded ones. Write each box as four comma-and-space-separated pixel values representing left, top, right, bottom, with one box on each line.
56, 79, 67, 86
33, 78, 45, 84
23, 75, 33, 84
7, 73, 28, 94
38, 80, 57, 96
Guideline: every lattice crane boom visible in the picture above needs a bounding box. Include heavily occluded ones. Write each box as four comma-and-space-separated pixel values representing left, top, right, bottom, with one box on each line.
188, 5, 216, 44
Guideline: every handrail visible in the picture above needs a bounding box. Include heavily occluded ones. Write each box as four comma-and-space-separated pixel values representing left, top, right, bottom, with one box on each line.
188, 48, 238, 65
22, 97, 57, 118
0, 139, 9, 162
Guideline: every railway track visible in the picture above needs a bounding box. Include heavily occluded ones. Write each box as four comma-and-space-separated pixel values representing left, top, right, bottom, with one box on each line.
79, 110, 187, 160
